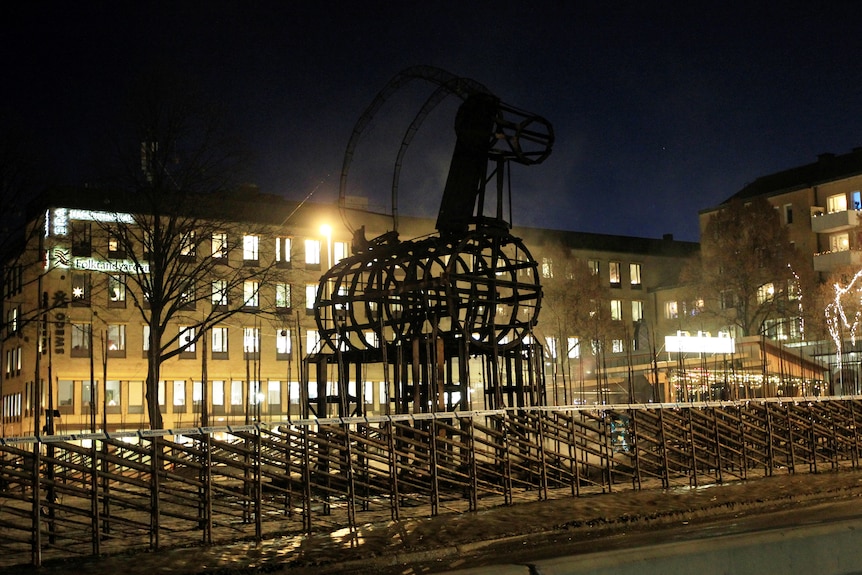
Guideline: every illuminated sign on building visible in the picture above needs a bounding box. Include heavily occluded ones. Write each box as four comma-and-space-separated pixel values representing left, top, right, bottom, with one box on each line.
51, 247, 149, 274
48, 208, 135, 236
665, 331, 735, 354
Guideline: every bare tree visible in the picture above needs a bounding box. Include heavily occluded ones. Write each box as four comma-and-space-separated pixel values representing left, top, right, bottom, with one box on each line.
537, 249, 610, 404
682, 196, 806, 338
83, 73, 278, 429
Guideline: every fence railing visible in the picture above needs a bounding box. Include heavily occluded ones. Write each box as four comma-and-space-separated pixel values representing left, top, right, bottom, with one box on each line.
2, 396, 861, 567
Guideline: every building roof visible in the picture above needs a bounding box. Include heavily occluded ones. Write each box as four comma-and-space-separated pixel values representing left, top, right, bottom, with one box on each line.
720, 147, 862, 205
515, 226, 700, 258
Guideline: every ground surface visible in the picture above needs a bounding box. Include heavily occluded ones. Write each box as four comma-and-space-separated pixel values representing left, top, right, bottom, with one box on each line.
7, 468, 862, 575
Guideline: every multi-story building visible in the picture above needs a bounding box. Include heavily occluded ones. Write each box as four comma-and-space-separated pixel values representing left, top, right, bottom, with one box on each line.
0, 187, 703, 437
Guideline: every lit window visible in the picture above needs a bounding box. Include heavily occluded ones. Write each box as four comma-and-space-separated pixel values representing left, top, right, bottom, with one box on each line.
108, 275, 126, 304
244, 280, 259, 307
334, 241, 349, 264
720, 290, 735, 310
243, 234, 259, 261
71, 273, 91, 306
212, 280, 227, 307
306, 283, 317, 310
106, 380, 121, 408
664, 301, 678, 319
831, 232, 850, 252
610, 299, 623, 321
631, 300, 644, 322
567, 337, 580, 359
106, 324, 126, 352
276, 283, 291, 308
230, 381, 243, 406
757, 283, 775, 305
277, 329, 291, 357
546, 337, 557, 359
143, 325, 150, 352
541, 257, 553, 279
588, 260, 600, 276
827, 193, 847, 213
276, 236, 291, 264
243, 327, 260, 354
612, 339, 624, 353
179, 278, 195, 307
609, 262, 621, 286
305, 239, 321, 265
306, 330, 321, 354
71, 323, 91, 356
629, 263, 642, 287
211, 326, 229, 354
173, 380, 186, 407
180, 231, 195, 257
212, 232, 228, 258
179, 326, 196, 352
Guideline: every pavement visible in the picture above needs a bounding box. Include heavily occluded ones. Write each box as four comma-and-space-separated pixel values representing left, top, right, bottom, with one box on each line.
5, 468, 862, 575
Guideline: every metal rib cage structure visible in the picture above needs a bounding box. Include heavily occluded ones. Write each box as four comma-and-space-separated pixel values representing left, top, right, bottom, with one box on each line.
315, 228, 541, 355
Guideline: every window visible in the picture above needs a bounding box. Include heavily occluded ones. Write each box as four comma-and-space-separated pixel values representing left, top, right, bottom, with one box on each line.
567, 337, 580, 359
212, 232, 228, 259
105, 380, 120, 412
610, 299, 623, 321
243, 280, 259, 308
629, 263, 642, 288
180, 231, 196, 258
58, 380, 74, 410
71, 222, 92, 256
243, 327, 260, 358
128, 381, 144, 414
211, 326, 229, 358
71, 323, 91, 357
230, 380, 244, 407
545, 337, 557, 359
6, 305, 18, 335
108, 275, 126, 306
193, 381, 203, 413
276, 236, 291, 265
831, 232, 850, 252
212, 380, 225, 414
664, 301, 678, 319
631, 300, 644, 322
306, 330, 320, 355
588, 259, 600, 276
142, 324, 150, 352
211, 280, 228, 307
757, 283, 775, 305
82, 379, 96, 407
276, 283, 291, 309
243, 234, 259, 263
249, 381, 262, 406
612, 339, 625, 353
609, 262, 621, 287
305, 239, 321, 265
306, 283, 317, 313
277, 328, 291, 360
854, 191, 862, 211
827, 193, 848, 213
71, 273, 91, 306
108, 230, 125, 259
179, 326, 196, 356
784, 204, 793, 224
268, 381, 281, 412
334, 241, 349, 264
541, 257, 553, 279
173, 380, 186, 410
106, 324, 126, 357
720, 290, 735, 310
179, 277, 196, 308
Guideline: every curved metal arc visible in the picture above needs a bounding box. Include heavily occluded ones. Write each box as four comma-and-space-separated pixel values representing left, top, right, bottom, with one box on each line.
339, 65, 493, 231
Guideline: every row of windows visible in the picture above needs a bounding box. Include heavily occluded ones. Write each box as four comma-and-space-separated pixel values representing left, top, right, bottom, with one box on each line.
52, 379, 391, 416
69, 224, 350, 267
69, 273, 318, 312
541, 258, 643, 288
544, 335, 642, 359
61, 324, 317, 360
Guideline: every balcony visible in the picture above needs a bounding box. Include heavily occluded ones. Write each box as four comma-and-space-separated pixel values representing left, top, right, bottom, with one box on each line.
811, 208, 860, 234
813, 248, 862, 272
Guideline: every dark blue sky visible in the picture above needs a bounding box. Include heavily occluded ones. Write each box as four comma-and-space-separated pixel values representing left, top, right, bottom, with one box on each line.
5, 2, 862, 242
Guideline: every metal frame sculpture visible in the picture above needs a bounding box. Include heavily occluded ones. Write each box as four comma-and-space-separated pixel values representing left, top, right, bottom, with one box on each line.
310, 66, 554, 417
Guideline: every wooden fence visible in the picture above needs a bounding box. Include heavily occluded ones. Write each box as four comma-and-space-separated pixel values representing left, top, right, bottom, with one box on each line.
2, 397, 861, 567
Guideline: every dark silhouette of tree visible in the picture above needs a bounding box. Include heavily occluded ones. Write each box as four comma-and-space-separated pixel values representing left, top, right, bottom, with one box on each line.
682, 196, 807, 338
85, 72, 278, 429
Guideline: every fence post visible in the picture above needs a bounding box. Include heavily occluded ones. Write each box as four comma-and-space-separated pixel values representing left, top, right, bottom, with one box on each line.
31, 440, 42, 567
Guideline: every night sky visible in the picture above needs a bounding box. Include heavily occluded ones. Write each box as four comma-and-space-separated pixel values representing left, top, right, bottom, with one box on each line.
5, 2, 862, 242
